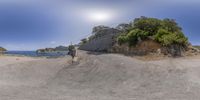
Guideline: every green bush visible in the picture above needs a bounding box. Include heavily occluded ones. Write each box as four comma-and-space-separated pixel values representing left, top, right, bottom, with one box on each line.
154, 29, 188, 46
155, 29, 176, 46
117, 17, 188, 46
133, 17, 162, 35
117, 35, 129, 45
162, 18, 182, 32
117, 29, 150, 46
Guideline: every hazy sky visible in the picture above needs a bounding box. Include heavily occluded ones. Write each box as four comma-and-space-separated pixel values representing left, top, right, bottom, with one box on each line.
0, 0, 199, 50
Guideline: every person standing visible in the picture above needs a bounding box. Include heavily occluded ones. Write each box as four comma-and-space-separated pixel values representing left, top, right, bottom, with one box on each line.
68, 45, 76, 63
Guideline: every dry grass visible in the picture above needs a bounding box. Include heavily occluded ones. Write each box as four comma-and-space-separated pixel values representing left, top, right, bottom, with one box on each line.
135, 54, 167, 61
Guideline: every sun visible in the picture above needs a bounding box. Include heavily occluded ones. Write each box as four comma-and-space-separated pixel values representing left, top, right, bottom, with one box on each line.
79, 9, 115, 23
82, 9, 114, 23
88, 11, 111, 22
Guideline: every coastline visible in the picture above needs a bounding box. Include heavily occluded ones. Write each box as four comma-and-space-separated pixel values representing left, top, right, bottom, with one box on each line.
3, 51, 68, 58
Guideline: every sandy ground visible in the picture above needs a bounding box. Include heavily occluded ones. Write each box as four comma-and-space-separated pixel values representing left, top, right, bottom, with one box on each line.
0, 56, 41, 66
0, 51, 200, 100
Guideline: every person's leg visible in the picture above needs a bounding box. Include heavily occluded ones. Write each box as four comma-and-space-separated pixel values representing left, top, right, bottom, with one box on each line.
71, 55, 74, 63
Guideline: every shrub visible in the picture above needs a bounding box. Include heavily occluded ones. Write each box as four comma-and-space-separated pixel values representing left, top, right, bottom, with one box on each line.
117, 35, 129, 45
133, 17, 162, 35
117, 17, 188, 46
154, 29, 188, 46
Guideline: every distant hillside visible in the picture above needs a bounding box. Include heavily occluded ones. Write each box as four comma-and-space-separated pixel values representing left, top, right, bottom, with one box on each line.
194, 46, 200, 49
55, 46, 68, 51
0, 47, 6, 52
36, 46, 68, 53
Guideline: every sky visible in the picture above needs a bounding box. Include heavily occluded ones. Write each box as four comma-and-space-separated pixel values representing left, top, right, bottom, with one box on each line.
0, 0, 199, 50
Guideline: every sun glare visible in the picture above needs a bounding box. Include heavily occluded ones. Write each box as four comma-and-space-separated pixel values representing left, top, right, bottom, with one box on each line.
87, 11, 112, 23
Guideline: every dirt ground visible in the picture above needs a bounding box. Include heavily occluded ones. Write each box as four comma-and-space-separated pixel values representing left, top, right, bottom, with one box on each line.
0, 50, 200, 100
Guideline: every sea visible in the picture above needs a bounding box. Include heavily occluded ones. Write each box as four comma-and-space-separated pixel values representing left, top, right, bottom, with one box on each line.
3, 51, 68, 57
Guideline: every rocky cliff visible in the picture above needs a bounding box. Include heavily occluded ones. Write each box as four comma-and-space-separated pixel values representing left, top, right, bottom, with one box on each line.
79, 26, 120, 52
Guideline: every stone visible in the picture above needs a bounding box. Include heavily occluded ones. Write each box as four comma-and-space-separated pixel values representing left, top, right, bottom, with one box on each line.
79, 26, 121, 52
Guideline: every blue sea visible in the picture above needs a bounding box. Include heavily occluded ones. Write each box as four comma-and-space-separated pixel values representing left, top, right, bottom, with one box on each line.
4, 51, 68, 57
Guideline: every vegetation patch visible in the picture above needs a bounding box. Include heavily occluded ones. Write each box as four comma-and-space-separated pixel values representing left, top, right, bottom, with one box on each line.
117, 16, 188, 46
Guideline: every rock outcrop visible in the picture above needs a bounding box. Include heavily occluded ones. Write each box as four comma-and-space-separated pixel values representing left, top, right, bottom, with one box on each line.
112, 38, 162, 55
184, 45, 200, 56
79, 17, 197, 57
79, 25, 190, 56
79, 26, 121, 52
